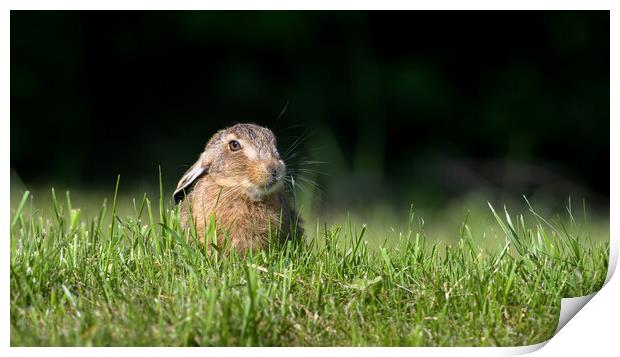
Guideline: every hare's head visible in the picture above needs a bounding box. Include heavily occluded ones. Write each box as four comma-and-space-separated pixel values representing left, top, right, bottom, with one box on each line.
174, 123, 286, 203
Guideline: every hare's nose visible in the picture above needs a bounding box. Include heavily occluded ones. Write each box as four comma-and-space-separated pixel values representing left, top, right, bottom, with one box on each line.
267, 165, 278, 180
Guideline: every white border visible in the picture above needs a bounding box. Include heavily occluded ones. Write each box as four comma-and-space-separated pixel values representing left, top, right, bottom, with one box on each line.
2, 2, 616, 356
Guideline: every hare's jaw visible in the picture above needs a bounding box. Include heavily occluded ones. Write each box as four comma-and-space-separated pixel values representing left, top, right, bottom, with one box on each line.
247, 181, 284, 202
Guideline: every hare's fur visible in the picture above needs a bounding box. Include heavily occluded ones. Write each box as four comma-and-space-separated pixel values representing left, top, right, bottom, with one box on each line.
174, 123, 302, 254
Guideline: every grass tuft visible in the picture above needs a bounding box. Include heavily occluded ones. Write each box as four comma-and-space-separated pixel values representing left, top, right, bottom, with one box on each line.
10, 188, 608, 346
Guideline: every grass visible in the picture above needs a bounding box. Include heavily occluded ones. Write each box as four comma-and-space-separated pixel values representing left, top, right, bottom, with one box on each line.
10, 183, 609, 346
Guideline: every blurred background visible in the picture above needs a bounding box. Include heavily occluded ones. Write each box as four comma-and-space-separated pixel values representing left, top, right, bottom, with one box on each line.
11, 11, 610, 242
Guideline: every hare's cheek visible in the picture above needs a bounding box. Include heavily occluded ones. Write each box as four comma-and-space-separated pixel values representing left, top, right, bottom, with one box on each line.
248, 164, 268, 185
214, 176, 243, 188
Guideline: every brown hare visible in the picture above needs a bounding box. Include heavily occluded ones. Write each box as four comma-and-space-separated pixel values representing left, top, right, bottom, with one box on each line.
173, 123, 303, 254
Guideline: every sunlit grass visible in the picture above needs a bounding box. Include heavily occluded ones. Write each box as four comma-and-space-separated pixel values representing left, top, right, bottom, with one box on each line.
10, 183, 609, 346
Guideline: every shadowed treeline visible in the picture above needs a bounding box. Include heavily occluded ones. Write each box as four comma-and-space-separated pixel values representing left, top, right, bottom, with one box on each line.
11, 11, 609, 213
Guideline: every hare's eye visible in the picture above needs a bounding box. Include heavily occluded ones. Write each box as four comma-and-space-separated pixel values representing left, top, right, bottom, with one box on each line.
228, 140, 241, 151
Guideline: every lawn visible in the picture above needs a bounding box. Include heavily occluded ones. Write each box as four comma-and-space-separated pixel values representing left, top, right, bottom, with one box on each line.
10, 183, 609, 346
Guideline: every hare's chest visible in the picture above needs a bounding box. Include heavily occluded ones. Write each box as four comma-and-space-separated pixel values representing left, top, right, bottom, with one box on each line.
215, 199, 282, 238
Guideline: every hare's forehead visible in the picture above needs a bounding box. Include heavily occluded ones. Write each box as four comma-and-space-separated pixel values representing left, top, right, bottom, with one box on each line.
232, 126, 275, 143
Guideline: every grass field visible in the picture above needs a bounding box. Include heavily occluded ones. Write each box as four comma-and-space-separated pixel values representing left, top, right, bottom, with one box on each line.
10, 183, 609, 346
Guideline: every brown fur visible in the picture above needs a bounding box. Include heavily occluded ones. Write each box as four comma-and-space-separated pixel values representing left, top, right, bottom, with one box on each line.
174, 123, 303, 255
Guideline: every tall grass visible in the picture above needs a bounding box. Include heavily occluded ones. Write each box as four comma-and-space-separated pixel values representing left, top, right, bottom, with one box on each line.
10, 186, 608, 346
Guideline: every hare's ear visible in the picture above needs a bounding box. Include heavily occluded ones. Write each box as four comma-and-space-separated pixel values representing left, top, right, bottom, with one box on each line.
173, 159, 208, 204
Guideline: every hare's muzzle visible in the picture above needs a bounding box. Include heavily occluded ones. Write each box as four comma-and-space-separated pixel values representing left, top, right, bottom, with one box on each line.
261, 160, 285, 186
246, 159, 286, 201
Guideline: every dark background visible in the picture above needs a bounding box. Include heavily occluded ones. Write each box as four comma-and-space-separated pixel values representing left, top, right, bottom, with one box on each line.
11, 11, 610, 213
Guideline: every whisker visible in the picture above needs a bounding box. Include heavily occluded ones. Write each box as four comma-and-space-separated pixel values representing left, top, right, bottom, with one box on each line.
289, 168, 329, 176
298, 160, 328, 165
295, 177, 325, 196
277, 99, 290, 120
283, 130, 317, 158
284, 135, 305, 156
